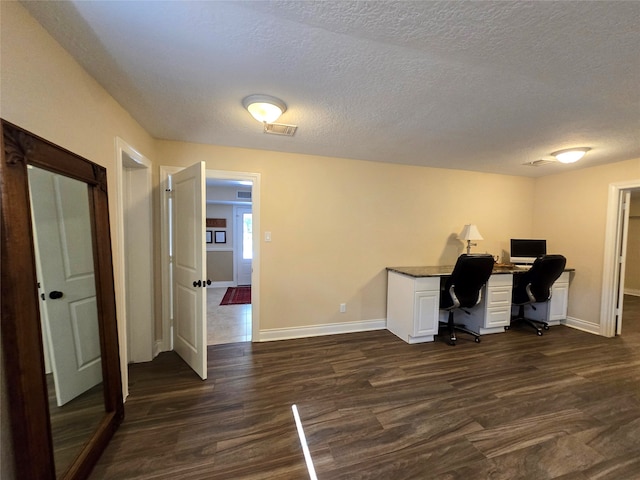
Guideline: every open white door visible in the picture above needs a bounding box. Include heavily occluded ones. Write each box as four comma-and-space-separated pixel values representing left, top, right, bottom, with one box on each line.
28, 166, 102, 406
172, 162, 207, 379
615, 191, 631, 334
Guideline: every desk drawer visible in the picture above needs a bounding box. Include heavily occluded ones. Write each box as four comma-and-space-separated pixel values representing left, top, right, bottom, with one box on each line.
488, 274, 513, 287
487, 287, 511, 307
486, 307, 510, 328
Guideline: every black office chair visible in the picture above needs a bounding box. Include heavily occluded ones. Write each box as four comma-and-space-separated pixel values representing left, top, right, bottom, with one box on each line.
507, 254, 566, 336
439, 254, 495, 346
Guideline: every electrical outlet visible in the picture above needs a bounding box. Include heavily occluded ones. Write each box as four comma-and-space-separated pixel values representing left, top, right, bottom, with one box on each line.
340, 303, 346, 313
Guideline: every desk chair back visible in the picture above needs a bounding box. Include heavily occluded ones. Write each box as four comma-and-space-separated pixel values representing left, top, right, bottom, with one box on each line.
512, 254, 567, 305
441, 254, 495, 310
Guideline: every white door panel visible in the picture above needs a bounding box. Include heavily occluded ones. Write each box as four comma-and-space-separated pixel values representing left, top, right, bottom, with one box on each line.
616, 191, 631, 334
172, 162, 207, 379
29, 166, 102, 406
235, 206, 253, 286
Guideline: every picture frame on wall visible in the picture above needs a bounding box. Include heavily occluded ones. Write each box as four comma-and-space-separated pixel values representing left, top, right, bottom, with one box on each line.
214, 230, 226, 244
206, 230, 213, 244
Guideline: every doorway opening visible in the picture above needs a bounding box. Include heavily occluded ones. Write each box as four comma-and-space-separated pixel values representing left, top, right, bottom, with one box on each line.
206, 182, 253, 345
159, 166, 261, 377
601, 182, 640, 337
619, 190, 640, 334
115, 138, 153, 398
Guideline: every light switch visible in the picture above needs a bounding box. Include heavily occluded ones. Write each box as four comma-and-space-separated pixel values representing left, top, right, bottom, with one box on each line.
265, 231, 272, 242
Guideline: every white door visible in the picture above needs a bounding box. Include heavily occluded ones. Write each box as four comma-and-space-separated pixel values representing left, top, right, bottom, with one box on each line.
616, 191, 631, 334
28, 166, 102, 406
235, 206, 253, 286
172, 162, 207, 380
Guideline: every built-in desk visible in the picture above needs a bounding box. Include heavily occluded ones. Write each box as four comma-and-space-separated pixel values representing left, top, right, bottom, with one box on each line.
386, 265, 572, 344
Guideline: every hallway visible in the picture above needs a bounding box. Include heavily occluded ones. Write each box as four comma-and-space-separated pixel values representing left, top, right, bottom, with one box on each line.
206, 287, 252, 345
622, 294, 640, 334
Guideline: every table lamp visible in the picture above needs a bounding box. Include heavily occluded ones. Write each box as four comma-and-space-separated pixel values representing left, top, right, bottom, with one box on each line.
459, 224, 483, 254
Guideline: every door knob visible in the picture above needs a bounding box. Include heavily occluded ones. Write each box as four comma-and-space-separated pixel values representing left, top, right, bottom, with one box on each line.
49, 291, 64, 300
193, 280, 202, 288
206, 279, 211, 286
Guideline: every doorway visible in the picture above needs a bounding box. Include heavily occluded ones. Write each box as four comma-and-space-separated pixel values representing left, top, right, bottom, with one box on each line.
159, 167, 261, 376
115, 138, 153, 397
620, 190, 640, 333
601, 182, 640, 336
206, 183, 253, 344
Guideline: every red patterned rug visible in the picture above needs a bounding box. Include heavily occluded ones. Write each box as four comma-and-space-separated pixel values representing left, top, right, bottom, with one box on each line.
220, 286, 251, 305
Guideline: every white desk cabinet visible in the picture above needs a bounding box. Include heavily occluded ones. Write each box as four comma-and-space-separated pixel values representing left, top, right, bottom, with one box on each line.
387, 272, 439, 343
511, 271, 570, 326
386, 266, 572, 344
456, 274, 513, 335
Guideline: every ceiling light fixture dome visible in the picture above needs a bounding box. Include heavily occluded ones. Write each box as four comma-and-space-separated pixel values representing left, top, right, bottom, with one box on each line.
242, 94, 287, 124
552, 147, 591, 164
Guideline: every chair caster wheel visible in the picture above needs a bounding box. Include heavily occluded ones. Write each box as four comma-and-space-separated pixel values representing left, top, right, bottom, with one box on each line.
504, 325, 510, 330
474, 337, 481, 343
543, 325, 549, 330
536, 330, 543, 336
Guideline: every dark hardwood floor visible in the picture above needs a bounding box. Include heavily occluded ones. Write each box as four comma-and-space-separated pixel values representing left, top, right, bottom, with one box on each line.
90, 300, 640, 479
47, 375, 104, 478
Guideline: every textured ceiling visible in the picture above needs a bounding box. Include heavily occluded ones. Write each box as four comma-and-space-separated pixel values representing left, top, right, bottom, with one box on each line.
21, 1, 640, 177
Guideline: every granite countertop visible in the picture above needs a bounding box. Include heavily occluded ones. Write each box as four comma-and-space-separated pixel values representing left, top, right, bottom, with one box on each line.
387, 265, 457, 277
387, 264, 533, 278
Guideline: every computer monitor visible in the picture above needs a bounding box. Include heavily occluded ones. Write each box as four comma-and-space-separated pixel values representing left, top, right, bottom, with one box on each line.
510, 239, 546, 264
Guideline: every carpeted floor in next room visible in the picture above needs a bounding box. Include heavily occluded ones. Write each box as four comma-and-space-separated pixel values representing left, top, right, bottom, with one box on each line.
207, 287, 252, 345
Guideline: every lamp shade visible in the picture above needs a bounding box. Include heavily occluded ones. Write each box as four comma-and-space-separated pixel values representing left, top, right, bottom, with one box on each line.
459, 224, 483, 241
242, 94, 287, 123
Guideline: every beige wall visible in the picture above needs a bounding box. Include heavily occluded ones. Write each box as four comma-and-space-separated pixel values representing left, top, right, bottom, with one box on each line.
1, 4, 156, 477
205, 204, 234, 282
625, 193, 640, 293
533, 158, 640, 327
206, 203, 234, 248
207, 251, 234, 282
2, 1, 639, 476
157, 140, 535, 330
0, 0, 156, 341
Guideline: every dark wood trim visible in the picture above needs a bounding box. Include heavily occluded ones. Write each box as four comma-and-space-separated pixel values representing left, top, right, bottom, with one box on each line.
1, 119, 123, 479
206, 218, 226, 228
1, 122, 54, 478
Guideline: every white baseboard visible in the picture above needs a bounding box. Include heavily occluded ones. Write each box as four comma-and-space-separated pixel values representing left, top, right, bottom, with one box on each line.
258, 318, 387, 342
562, 316, 602, 336
209, 281, 235, 288
624, 288, 640, 297
153, 340, 166, 357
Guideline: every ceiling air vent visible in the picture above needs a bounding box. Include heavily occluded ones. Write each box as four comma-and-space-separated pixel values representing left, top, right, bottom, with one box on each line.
264, 122, 297, 136
237, 191, 252, 200
522, 159, 556, 167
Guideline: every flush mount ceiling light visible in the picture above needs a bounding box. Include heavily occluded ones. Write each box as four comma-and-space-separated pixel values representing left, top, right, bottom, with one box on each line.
551, 147, 591, 164
242, 94, 287, 124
